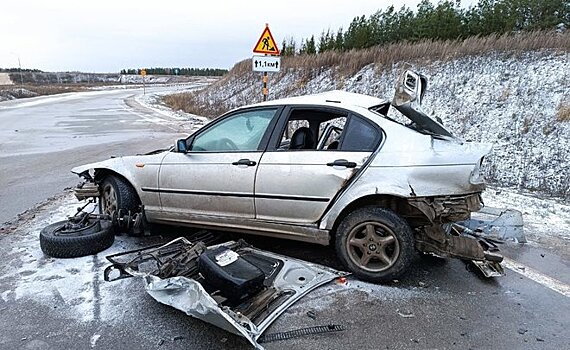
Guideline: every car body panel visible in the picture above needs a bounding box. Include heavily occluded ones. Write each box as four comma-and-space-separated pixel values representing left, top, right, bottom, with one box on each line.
156, 151, 264, 218
392, 69, 453, 137
254, 150, 371, 223
71, 152, 166, 213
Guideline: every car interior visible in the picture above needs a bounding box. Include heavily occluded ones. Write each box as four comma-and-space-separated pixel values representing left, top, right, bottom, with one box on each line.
278, 109, 347, 151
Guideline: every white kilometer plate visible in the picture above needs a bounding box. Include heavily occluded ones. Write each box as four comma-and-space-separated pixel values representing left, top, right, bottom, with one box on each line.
252, 55, 281, 72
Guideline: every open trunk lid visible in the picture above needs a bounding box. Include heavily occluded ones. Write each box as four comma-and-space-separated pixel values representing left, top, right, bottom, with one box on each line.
392, 70, 454, 138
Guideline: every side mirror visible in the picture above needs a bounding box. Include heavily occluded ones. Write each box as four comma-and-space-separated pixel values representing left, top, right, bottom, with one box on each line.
175, 139, 188, 153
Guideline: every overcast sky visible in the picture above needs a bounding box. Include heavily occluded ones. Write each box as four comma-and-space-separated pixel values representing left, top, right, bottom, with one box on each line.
0, 0, 475, 72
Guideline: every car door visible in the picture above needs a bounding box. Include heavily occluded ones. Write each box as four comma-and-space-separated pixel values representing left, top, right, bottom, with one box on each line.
254, 107, 383, 224
156, 107, 281, 219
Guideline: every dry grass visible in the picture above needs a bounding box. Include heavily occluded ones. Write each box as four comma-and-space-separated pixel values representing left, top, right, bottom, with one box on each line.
215, 30, 570, 85
280, 30, 570, 76
162, 93, 228, 118
557, 102, 570, 122
25, 85, 88, 95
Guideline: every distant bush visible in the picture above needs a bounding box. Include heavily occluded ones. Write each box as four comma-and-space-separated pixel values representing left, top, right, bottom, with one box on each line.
0, 68, 43, 73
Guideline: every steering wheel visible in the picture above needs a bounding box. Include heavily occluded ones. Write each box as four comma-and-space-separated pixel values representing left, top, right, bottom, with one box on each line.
219, 138, 238, 150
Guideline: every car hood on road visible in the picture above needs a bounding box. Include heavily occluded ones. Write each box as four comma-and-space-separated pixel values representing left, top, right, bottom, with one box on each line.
103, 238, 347, 349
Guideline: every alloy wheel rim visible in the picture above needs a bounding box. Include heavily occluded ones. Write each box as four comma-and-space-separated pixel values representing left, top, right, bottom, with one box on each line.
346, 221, 400, 272
101, 184, 118, 215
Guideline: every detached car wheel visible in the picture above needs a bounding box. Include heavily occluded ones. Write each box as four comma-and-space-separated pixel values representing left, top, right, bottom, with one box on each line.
40, 219, 115, 258
335, 207, 415, 282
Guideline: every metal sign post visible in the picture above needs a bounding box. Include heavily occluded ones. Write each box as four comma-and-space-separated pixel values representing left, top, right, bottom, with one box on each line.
262, 72, 268, 101
141, 69, 147, 95
253, 24, 280, 101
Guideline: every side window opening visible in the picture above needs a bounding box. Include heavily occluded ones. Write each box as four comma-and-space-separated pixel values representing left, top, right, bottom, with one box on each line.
340, 115, 382, 151
190, 109, 277, 152
277, 109, 347, 151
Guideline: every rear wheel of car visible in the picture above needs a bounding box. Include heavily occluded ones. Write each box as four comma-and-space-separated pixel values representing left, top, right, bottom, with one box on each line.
335, 207, 415, 283
40, 219, 115, 258
100, 175, 141, 235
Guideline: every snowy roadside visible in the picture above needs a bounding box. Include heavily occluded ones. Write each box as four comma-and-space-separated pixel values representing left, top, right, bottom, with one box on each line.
483, 187, 570, 249
134, 83, 211, 134
0, 183, 567, 327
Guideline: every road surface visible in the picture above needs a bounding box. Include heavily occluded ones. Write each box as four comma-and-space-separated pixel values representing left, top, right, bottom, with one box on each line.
0, 86, 191, 224
0, 87, 568, 350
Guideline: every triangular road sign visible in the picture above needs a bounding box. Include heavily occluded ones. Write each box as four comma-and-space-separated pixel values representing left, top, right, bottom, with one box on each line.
253, 24, 280, 55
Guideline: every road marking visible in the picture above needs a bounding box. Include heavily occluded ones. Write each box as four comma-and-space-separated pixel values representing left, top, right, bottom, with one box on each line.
502, 257, 570, 297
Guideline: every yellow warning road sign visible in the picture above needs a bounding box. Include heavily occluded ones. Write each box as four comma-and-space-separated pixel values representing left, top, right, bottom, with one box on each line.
140, 69, 147, 76
253, 24, 280, 55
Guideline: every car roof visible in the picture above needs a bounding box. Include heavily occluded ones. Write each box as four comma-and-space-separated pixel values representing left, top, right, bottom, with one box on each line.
250, 90, 389, 110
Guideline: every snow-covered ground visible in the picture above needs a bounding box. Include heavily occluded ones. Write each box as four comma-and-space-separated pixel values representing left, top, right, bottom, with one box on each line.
0, 183, 567, 326
134, 83, 210, 134
190, 51, 570, 201
483, 187, 570, 245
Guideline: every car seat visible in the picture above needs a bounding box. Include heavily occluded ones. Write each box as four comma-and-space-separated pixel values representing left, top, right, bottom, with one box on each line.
289, 127, 315, 150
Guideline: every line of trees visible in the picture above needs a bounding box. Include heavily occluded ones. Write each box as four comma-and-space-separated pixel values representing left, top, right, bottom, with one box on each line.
0, 68, 42, 73
282, 0, 569, 55
120, 67, 228, 76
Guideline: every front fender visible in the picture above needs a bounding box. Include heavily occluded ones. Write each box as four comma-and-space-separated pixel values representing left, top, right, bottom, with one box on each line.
72, 158, 136, 184
71, 152, 168, 213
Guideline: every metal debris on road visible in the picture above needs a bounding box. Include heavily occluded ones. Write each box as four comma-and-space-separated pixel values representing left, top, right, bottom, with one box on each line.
258, 324, 345, 343
103, 237, 346, 349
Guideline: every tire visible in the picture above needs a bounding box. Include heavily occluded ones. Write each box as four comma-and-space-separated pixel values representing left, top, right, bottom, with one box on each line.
99, 175, 140, 215
335, 207, 415, 283
40, 219, 115, 258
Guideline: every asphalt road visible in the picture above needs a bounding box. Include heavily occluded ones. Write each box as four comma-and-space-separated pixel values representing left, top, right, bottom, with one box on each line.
0, 87, 189, 224
0, 87, 568, 350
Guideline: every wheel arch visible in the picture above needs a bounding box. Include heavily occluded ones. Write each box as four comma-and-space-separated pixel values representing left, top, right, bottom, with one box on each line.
94, 168, 142, 204
328, 194, 430, 241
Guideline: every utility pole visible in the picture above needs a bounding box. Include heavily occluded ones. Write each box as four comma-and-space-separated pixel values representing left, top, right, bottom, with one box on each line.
17, 56, 24, 91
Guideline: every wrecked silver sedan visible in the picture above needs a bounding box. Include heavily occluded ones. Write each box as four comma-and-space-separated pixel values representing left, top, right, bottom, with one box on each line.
71, 70, 501, 282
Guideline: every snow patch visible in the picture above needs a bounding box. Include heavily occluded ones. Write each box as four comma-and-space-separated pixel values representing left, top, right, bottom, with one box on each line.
483, 187, 570, 241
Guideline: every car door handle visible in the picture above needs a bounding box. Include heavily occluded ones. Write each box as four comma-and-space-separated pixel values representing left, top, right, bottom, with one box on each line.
326, 159, 357, 168
232, 159, 257, 166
